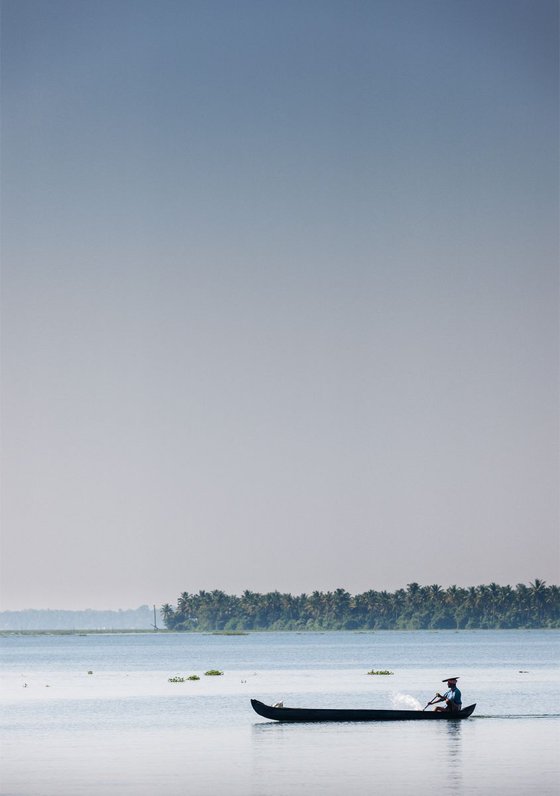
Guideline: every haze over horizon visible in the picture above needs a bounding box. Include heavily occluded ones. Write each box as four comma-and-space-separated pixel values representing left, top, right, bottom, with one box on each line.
1, 0, 558, 612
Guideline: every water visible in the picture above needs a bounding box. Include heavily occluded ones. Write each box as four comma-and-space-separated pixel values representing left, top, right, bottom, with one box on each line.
1, 630, 558, 795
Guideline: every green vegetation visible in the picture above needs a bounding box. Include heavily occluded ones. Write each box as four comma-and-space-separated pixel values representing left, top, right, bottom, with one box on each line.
161, 580, 559, 631
367, 669, 393, 675
204, 669, 224, 676
187, 674, 200, 681
168, 674, 201, 682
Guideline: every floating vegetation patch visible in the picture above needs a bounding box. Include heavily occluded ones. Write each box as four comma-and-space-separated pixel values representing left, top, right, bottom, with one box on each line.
211, 631, 249, 636
204, 669, 224, 676
87, 671, 93, 675
168, 675, 187, 683
187, 674, 200, 680
367, 669, 394, 675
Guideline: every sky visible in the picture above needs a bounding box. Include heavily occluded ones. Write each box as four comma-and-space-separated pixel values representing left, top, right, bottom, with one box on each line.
1, 0, 558, 610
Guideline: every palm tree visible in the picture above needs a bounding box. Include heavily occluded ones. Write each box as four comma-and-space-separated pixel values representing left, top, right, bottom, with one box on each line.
376, 591, 393, 628
485, 582, 502, 626
545, 585, 560, 626
499, 585, 514, 627
353, 590, 378, 629
332, 588, 352, 626
529, 579, 547, 624
161, 603, 176, 629
240, 590, 259, 629
406, 582, 421, 607
455, 586, 479, 628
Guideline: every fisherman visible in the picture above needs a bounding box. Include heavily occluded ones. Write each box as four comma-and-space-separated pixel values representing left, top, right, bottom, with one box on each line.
433, 677, 462, 713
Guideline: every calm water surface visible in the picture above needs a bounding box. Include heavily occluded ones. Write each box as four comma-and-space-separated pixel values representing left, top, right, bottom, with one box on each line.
1, 630, 558, 795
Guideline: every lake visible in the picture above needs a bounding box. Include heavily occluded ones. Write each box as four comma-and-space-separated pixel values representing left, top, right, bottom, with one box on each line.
1, 630, 558, 794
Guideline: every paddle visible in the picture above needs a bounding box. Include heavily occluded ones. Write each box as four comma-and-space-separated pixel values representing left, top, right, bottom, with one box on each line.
422, 695, 441, 711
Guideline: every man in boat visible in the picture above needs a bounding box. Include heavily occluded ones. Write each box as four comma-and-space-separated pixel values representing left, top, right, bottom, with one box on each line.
433, 677, 462, 713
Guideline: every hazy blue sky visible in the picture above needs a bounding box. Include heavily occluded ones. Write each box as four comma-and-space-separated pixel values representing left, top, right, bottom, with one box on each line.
1, 0, 558, 610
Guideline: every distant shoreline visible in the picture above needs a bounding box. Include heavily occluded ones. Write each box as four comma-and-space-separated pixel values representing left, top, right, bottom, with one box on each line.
0, 605, 156, 632
1, 627, 557, 637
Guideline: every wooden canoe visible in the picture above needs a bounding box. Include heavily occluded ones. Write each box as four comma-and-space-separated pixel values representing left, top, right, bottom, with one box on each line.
251, 699, 476, 722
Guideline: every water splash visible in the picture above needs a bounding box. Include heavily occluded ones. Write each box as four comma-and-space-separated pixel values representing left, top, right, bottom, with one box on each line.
391, 692, 423, 710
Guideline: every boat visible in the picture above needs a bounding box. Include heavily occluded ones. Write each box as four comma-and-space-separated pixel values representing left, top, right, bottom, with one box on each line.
251, 699, 476, 722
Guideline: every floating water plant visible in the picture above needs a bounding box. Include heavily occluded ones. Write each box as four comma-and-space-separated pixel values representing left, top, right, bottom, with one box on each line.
187, 674, 200, 681
204, 669, 224, 676
367, 669, 394, 675
168, 675, 187, 683
87, 671, 93, 675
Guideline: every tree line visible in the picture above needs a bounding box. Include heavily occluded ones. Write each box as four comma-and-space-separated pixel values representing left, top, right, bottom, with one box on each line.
161, 580, 559, 631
